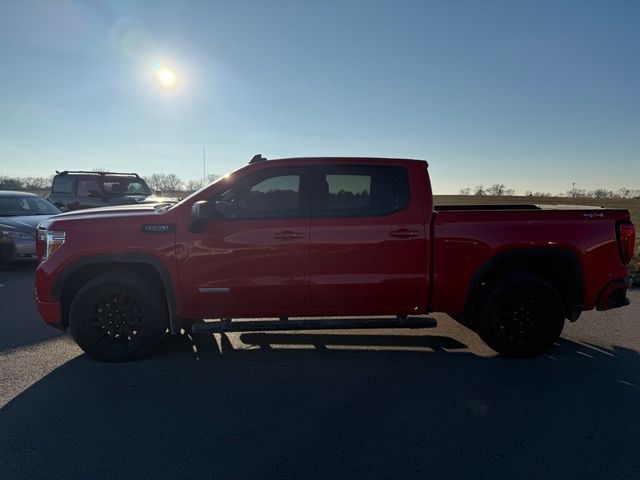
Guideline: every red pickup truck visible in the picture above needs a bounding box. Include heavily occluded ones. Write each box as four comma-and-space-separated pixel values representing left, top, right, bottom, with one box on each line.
34, 156, 636, 361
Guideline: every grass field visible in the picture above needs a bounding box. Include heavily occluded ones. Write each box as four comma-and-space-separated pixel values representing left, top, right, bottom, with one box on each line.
434, 195, 640, 285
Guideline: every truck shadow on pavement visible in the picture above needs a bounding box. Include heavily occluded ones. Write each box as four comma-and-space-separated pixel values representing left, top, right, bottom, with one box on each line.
0, 263, 66, 353
1, 328, 639, 480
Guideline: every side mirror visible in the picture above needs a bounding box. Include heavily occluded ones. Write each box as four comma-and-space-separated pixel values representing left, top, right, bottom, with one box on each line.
191, 200, 214, 220
189, 200, 213, 233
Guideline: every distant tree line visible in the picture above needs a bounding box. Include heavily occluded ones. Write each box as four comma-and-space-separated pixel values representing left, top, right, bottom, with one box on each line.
144, 173, 221, 192
0, 175, 54, 190
459, 185, 517, 196
2, 174, 637, 198
459, 184, 640, 199
0, 173, 221, 193
563, 187, 640, 199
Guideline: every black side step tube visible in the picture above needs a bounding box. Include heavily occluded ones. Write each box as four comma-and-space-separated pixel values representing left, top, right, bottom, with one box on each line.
191, 317, 437, 334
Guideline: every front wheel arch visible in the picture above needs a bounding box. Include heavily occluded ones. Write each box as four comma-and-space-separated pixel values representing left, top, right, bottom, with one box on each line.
57, 257, 180, 332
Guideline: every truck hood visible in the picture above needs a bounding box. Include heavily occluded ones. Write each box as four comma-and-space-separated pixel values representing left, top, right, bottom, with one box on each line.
38, 203, 174, 230
56, 203, 161, 217
106, 195, 179, 205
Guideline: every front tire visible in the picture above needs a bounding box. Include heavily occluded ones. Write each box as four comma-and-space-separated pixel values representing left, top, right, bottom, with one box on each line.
477, 274, 565, 357
69, 272, 168, 362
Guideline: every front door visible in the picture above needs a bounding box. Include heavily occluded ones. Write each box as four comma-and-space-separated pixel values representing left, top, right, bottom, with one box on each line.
178, 167, 311, 318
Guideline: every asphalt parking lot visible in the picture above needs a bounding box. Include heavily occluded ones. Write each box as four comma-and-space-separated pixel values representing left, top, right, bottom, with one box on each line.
1, 264, 639, 479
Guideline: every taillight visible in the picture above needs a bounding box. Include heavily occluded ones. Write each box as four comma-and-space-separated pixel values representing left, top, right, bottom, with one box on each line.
617, 222, 636, 266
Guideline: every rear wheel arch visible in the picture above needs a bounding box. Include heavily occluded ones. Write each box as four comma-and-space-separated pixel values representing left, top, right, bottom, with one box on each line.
463, 248, 584, 328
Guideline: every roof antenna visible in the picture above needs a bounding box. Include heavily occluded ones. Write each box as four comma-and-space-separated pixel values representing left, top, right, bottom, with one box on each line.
249, 154, 267, 164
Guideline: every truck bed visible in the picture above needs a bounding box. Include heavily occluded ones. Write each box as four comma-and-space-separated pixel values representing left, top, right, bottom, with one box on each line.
430, 205, 631, 316
434, 204, 608, 212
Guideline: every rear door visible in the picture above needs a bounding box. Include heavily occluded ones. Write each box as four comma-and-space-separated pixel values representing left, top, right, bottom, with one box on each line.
309, 163, 429, 314
178, 166, 312, 317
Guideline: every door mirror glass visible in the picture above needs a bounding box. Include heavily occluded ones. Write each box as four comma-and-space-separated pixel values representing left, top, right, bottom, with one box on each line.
191, 200, 214, 220
189, 200, 214, 233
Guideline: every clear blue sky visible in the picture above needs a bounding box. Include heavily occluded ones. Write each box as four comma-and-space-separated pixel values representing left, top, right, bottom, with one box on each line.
1, 0, 639, 194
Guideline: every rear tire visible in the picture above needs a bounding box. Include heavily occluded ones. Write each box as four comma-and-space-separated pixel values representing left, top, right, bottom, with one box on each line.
477, 274, 565, 357
69, 272, 168, 362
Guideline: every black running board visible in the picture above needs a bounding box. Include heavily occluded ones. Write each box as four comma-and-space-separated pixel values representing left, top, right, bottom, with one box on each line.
191, 317, 437, 334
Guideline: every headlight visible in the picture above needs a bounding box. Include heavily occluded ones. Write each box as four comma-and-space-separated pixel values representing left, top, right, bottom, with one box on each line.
40, 230, 66, 261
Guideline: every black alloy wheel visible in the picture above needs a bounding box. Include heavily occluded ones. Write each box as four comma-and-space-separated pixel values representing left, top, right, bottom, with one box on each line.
69, 272, 168, 362
84, 292, 146, 352
478, 274, 565, 357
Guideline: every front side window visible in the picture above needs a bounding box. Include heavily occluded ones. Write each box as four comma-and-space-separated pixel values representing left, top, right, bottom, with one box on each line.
313, 166, 410, 217
77, 179, 100, 197
215, 171, 302, 219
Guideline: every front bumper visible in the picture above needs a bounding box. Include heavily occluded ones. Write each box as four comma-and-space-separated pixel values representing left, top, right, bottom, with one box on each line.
35, 294, 64, 329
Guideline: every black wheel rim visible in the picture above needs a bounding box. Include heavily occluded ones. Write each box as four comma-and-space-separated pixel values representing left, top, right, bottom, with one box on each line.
492, 288, 557, 349
84, 292, 146, 352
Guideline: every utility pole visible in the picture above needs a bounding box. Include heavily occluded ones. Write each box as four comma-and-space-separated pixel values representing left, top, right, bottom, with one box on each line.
572, 182, 576, 197
203, 146, 206, 183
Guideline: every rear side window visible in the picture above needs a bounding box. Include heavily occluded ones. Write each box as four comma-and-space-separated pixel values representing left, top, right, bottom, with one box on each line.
313, 166, 410, 217
52, 177, 74, 194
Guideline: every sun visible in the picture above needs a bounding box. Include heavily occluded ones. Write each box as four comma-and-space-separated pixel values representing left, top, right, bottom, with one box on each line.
155, 67, 177, 88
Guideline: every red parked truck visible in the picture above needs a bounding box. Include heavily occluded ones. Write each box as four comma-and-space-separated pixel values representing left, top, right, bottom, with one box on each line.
34, 156, 636, 361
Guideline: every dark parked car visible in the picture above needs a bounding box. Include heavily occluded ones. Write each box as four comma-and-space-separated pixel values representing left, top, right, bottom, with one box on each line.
0, 191, 61, 265
47, 171, 176, 211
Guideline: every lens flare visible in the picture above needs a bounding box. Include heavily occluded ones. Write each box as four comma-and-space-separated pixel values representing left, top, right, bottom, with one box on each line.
155, 67, 177, 87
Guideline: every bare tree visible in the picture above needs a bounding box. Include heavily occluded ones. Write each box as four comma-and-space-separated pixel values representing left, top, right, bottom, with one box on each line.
474, 185, 485, 196
162, 173, 183, 191
617, 187, 634, 199
591, 189, 614, 199
145, 173, 167, 191
186, 179, 205, 191
0, 176, 23, 190
567, 188, 587, 198
21, 175, 53, 189
459, 187, 471, 195
487, 184, 506, 196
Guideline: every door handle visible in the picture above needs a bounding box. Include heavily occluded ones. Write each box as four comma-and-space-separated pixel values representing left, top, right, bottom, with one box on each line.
389, 229, 419, 238
274, 231, 304, 240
